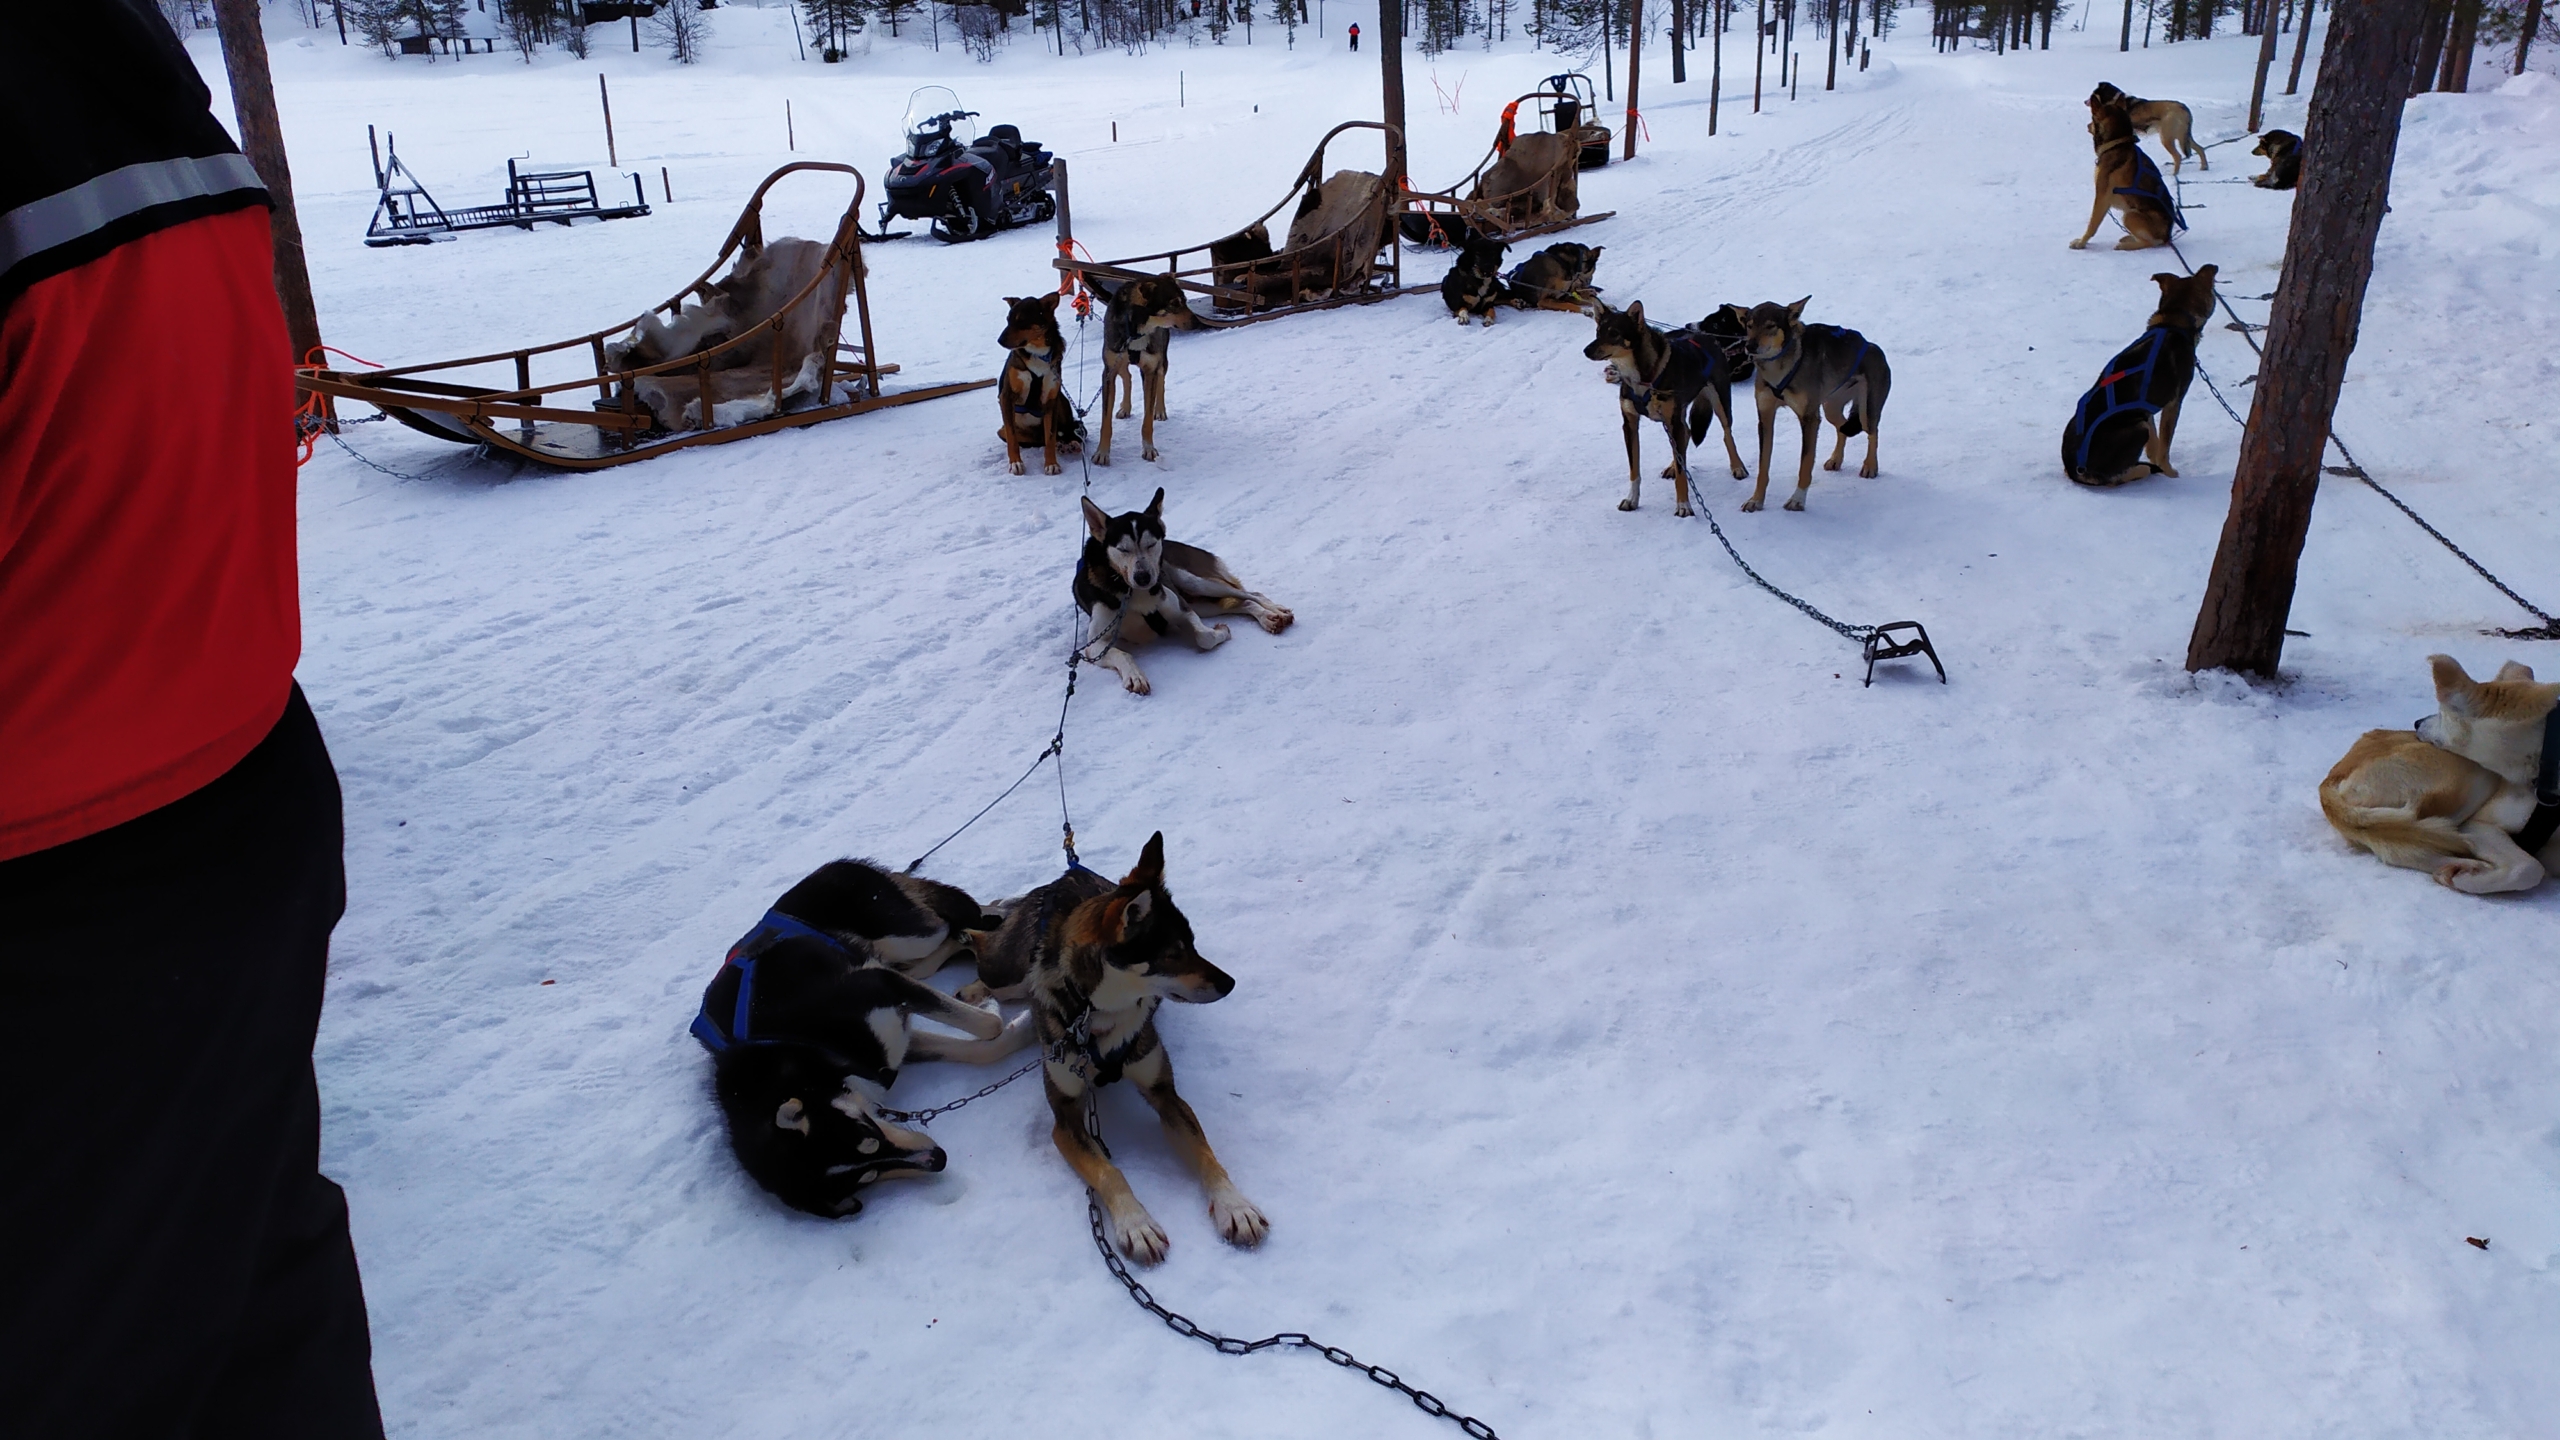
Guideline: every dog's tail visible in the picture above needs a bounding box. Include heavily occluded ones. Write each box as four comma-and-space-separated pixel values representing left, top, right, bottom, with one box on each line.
1839, 354, 1889, 438
2317, 783, 2479, 868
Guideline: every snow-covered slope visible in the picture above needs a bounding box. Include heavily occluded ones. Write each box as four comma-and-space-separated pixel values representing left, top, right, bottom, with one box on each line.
204, 10, 2559, 1437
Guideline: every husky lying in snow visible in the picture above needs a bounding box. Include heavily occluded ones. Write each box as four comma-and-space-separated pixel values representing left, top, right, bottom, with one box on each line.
963, 833, 1266, 1265
1075, 488, 1291, 695
691, 859, 1029, 1217
609, 236, 851, 432
2321, 656, 2560, 895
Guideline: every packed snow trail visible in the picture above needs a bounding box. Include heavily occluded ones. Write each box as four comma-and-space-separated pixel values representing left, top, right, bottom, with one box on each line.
200, 12, 2560, 1438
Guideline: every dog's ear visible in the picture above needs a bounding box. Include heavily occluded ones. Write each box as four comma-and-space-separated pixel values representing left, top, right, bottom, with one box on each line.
1119, 889, 1153, 934
2194, 263, 2217, 285
2430, 654, 2479, 713
1041, 293, 1062, 312
2493, 660, 2537, 683
1145, 488, 1165, 522
1723, 303, 1749, 324
1002, 296, 1023, 308
1626, 300, 1644, 325
1786, 296, 1811, 321
1120, 830, 1167, 892
1082, 496, 1111, 542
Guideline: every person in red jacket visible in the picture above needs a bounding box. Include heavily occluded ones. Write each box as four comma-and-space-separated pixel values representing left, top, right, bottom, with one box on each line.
1348, 19, 1361, 49
0, 5, 385, 1436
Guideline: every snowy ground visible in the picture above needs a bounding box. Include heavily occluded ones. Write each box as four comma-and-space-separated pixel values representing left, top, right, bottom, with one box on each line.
202, 9, 2560, 1437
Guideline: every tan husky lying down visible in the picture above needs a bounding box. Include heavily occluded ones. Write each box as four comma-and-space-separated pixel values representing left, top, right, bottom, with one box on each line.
2320, 655, 2560, 894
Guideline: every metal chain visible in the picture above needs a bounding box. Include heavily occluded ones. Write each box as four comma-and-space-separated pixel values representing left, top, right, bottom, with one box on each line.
1693, 502, 1873, 645
1078, 1098, 1505, 1439
325, 427, 489, 484
2164, 229, 2557, 639
877, 1053, 1042, 1125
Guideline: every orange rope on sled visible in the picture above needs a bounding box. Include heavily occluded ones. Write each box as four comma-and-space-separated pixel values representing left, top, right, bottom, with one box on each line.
1496, 100, 1520, 154
293, 345, 383, 466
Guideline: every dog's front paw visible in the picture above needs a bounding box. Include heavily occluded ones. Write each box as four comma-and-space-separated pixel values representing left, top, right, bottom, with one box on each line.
1009, 460, 1027, 475
1674, 501, 1695, 518
1740, 495, 1764, 512
1617, 497, 1638, 512
1209, 1189, 1269, 1248
1784, 493, 1807, 512
1822, 456, 1844, 472
1257, 608, 1292, 634
2068, 237, 2090, 250
1044, 462, 1064, 476
1200, 623, 1232, 651
1094, 450, 1113, 467
1122, 670, 1152, 695
1141, 445, 1159, 462
956, 979, 993, 1005
1110, 1202, 1171, 1265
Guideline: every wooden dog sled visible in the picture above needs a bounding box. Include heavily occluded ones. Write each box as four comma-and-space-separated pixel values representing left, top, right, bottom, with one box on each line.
1400, 89, 1616, 246
299, 163, 991, 470
1052, 121, 1407, 329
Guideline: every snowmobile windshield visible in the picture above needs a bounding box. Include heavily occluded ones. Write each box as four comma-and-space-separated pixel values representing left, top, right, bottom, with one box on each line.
900, 87, 975, 157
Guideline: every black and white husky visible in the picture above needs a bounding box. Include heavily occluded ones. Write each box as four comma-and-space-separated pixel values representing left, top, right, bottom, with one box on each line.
1074, 488, 1292, 695
691, 859, 1030, 1218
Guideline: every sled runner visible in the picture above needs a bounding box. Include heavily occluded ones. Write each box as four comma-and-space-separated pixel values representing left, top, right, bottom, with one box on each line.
300, 164, 990, 469
1053, 122, 1408, 329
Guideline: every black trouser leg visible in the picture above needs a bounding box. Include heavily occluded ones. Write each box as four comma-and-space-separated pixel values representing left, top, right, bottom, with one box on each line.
0, 686, 385, 1440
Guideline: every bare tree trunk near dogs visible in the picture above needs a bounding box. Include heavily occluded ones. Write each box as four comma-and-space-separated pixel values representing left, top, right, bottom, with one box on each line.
1625, 0, 1645, 157
1379, 0, 1407, 189
212, 0, 324, 379
2248, 0, 2282, 129
2120, 0, 2134, 50
2437, 0, 2479, 89
2518, 0, 2545, 73
2410, 0, 2451, 93
2287, 0, 2316, 92
2187, 0, 2426, 678
1672, 0, 1688, 82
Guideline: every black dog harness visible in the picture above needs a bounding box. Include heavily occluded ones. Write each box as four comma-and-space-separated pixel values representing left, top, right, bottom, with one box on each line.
2114, 146, 2187, 233
1768, 324, 1871, 400
1619, 332, 1711, 416
2069, 326, 2172, 474
1008, 346, 1058, 419
690, 910, 847, 1057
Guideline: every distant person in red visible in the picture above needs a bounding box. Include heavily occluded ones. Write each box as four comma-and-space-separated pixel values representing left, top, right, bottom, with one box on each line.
1348, 20, 1361, 49
0, 4, 386, 1437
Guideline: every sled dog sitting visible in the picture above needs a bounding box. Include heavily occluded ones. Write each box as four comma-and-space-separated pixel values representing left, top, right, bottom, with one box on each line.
2251, 130, 2301, 190
2072, 95, 2183, 252
965, 833, 1266, 1265
1724, 296, 1891, 512
2321, 656, 2560, 895
2061, 265, 2217, 487
1096, 274, 1198, 466
692, 860, 1028, 1218
1505, 242, 1604, 313
1582, 300, 1749, 517
2090, 81, 2207, 174
615, 237, 851, 431
1075, 488, 1292, 696
997, 293, 1084, 476
1441, 236, 1511, 325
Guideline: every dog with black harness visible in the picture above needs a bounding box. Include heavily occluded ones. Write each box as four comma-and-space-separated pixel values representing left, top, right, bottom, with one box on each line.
1095, 273, 1197, 466
2061, 265, 2216, 487
997, 293, 1085, 476
1074, 488, 1292, 696
1724, 297, 1892, 512
691, 860, 1027, 1218
1581, 300, 1750, 517
1441, 235, 1511, 326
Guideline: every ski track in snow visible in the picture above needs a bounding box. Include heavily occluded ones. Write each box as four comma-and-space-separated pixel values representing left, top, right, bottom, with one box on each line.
197, 13, 2558, 1438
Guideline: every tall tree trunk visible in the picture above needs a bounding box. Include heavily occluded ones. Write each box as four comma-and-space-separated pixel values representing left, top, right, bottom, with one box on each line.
2187, 0, 2427, 677
2438, 0, 2478, 88
2517, 0, 2544, 73
2286, 0, 2315, 92
1672, 0, 1688, 81
1379, 0, 1407, 188
2120, 0, 2133, 50
2248, 0, 2282, 128
1625, 0, 1646, 157
2410, 0, 2450, 92
211, 0, 323, 372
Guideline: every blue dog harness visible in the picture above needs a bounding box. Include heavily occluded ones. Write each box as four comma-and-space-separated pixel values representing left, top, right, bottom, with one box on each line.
1769, 325, 1871, 400
2114, 147, 2187, 233
2068, 326, 2172, 474
690, 910, 851, 1056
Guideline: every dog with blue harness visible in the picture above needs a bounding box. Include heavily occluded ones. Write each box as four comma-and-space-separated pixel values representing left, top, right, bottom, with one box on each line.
2062, 265, 2217, 487
2072, 94, 2182, 252
691, 859, 1025, 1218
1725, 296, 1892, 513
1582, 300, 1750, 517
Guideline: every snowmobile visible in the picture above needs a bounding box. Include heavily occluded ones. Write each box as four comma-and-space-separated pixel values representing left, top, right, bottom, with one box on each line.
877, 87, 1058, 244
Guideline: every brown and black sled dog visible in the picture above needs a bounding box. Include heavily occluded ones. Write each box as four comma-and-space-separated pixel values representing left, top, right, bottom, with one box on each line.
2071, 95, 2181, 252
996, 293, 1084, 475
966, 834, 1267, 1264
1095, 273, 1197, 466
2060, 265, 2217, 487
2090, 81, 2207, 174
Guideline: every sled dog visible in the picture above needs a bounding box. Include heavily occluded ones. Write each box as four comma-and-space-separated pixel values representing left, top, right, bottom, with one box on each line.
1096, 274, 1197, 466
2090, 82, 2207, 174
1505, 242, 1604, 313
1441, 236, 1511, 325
1582, 300, 1749, 517
2251, 130, 2301, 190
2073, 95, 2183, 251
966, 833, 1267, 1265
691, 860, 1027, 1218
2321, 656, 2560, 895
1075, 488, 1292, 696
1723, 296, 1891, 512
997, 293, 1084, 475
2060, 265, 2217, 487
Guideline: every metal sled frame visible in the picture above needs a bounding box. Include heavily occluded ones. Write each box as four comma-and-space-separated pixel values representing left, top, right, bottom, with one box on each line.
301, 163, 991, 470
366, 140, 651, 248
1053, 121, 1407, 330
1402, 89, 1617, 245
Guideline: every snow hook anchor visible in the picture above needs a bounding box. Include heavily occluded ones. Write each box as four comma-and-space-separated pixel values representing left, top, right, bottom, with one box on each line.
1862, 621, 1946, 688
